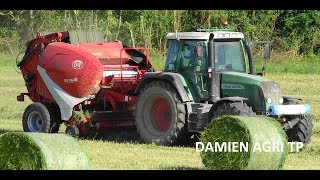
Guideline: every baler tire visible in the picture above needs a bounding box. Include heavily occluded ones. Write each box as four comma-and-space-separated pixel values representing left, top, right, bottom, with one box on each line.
135, 81, 186, 146
22, 102, 60, 133
45, 103, 61, 133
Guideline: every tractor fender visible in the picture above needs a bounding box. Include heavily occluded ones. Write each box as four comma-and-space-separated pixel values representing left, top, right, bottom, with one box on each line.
135, 72, 190, 102
210, 96, 249, 112
282, 95, 302, 102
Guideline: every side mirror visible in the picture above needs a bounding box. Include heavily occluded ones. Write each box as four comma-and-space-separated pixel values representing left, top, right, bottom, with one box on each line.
264, 44, 271, 59
195, 44, 205, 60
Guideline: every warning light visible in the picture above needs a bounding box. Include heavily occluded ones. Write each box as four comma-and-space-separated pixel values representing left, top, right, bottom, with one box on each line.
223, 20, 228, 27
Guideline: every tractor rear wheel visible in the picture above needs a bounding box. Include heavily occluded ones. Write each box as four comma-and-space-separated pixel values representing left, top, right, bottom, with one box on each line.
22, 102, 61, 133
135, 81, 186, 146
283, 100, 313, 144
210, 102, 255, 121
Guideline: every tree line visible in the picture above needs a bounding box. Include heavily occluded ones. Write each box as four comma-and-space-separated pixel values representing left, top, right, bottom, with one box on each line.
0, 10, 319, 56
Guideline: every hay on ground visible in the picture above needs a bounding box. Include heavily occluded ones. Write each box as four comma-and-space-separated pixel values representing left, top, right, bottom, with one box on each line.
0, 132, 89, 170
200, 115, 288, 170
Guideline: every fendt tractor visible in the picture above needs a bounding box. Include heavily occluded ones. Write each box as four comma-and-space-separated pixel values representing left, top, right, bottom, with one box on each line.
17, 28, 313, 146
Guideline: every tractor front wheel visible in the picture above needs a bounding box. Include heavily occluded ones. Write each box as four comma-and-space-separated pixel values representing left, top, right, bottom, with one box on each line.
210, 102, 255, 121
283, 100, 313, 144
22, 102, 61, 133
285, 114, 313, 144
135, 81, 186, 146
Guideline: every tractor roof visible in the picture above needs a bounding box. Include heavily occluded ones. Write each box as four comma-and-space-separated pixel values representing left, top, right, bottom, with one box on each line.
166, 31, 244, 40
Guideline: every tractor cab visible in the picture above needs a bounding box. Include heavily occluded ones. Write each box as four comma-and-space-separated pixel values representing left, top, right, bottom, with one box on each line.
165, 28, 249, 101
165, 28, 246, 73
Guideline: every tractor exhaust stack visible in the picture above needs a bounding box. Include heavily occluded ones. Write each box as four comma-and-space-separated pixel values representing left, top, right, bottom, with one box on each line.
208, 33, 220, 102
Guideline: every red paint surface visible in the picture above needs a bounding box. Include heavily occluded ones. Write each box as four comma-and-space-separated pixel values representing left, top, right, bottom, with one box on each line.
151, 98, 172, 132
39, 42, 103, 98
18, 31, 70, 102
18, 32, 152, 131
78, 42, 131, 65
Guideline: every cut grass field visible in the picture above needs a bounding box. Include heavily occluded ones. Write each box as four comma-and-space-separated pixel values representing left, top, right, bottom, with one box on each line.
0, 53, 320, 170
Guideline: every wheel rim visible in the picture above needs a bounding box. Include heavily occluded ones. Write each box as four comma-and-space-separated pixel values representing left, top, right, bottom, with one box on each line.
65, 125, 80, 137
151, 97, 172, 132
27, 111, 43, 132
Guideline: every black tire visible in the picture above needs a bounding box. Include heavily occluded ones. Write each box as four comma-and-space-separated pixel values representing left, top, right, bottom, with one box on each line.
22, 102, 61, 133
45, 103, 61, 133
283, 100, 313, 144
211, 102, 255, 120
181, 102, 254, 146
286, 115, 313, 144
135, 81, 186, 146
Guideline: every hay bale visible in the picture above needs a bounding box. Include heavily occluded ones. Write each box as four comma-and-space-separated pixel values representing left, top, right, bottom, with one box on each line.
0, 132, 89, 170
199, 115, 288, 170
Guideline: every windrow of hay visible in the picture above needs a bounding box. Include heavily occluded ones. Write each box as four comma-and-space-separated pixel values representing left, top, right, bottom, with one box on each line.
0, 132, 89, 170
200, 115, 289, 170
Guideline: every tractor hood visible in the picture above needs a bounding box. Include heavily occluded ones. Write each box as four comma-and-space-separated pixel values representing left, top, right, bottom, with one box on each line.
221, 71, 270, 85
220, 71, 282, 113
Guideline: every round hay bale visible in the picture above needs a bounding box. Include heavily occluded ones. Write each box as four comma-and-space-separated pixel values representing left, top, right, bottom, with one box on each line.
200, 115, 288, 170
0, 132, 89, 170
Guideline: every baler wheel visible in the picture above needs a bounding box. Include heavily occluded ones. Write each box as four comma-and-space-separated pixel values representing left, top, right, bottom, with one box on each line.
135, 81, 186, 146
45, 103, 61, 133
65, 125, 80, 137
22, 102, 61, 133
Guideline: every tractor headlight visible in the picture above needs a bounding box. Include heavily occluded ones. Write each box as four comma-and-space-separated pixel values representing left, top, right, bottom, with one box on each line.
267, 97, 272, 104
279, 97, 284, 104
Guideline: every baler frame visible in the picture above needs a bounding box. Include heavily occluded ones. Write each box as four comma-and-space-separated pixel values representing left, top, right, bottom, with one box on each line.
17, 31, 152, 137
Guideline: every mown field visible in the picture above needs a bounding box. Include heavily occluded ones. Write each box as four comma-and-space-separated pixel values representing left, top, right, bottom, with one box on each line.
0, 53, 320, 170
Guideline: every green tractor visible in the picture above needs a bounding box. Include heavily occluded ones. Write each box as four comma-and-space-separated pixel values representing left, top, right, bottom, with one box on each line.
134, 27, 313, 146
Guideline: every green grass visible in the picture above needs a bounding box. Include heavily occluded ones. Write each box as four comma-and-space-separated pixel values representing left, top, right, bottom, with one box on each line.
254, 54, 320, 74
80, 140, 203, 170
1, 53, 320, 170
149, 50, 166, 70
